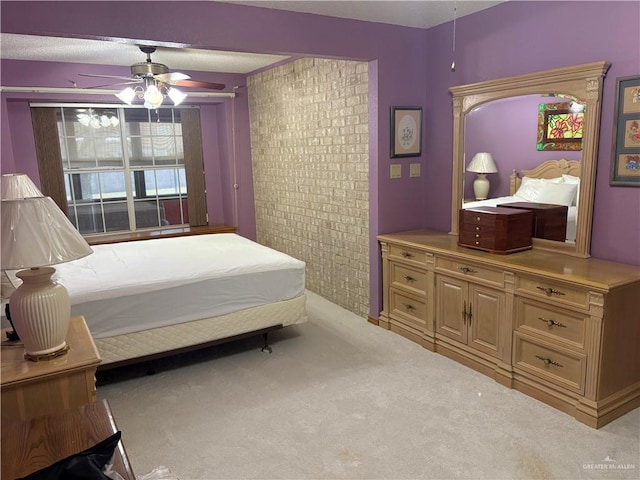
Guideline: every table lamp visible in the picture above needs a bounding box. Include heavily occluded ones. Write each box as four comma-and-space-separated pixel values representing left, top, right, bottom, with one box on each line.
467, 152, 498, 200
1, 174, 46, 341
1, 174, 92, 360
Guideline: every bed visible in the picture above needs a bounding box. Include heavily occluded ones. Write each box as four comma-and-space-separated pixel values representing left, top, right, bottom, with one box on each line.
3, 233, 307, 370
463, 159, 580, 242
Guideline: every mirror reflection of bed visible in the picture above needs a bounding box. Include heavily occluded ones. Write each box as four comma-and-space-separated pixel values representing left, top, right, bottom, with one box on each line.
462, 159, 580, 243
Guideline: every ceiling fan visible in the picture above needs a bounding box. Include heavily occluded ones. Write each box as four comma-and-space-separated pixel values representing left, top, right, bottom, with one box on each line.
79, 46, 225, 108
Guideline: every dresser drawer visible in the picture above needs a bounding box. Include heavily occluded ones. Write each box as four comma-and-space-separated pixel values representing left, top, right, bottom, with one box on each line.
517, 275, 589, 309
390, 287, 427, 331
388, 244, 427, 268
513, 333, 586, 394
390, 262, 427, 296
435, 256, 504, 288
516, 298, 586, 349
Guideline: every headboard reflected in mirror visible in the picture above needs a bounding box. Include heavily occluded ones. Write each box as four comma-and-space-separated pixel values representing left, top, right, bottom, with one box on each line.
450, 62, 610, 258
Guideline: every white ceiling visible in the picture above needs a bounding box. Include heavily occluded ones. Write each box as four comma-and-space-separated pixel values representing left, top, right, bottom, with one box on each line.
219, 1, 506, 29
0, 34, 291, 75
0, 1, 506, 74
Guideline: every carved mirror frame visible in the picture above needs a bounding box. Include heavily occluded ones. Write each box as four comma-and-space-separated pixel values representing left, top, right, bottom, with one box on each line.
450, 62, 610, 258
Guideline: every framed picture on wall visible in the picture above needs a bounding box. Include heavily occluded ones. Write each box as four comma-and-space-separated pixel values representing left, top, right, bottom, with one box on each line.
536, 102, 584, 151
390, 107, 422, 158
611, 75, 640, 186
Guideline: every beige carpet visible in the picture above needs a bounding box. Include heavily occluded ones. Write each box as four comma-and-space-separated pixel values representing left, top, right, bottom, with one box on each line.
98, 291, 639, 480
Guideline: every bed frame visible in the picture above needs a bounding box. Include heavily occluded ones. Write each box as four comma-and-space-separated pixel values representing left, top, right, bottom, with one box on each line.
509, 158, 581, 195
96, 293, 307, 371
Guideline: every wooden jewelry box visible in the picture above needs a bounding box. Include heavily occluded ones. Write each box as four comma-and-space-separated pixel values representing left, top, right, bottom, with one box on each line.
497, 202, 568, 242
458, 206, 533, 254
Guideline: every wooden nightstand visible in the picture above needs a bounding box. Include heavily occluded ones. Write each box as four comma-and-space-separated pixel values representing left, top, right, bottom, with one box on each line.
1, 399, 135, 479
1, 316, 101, 425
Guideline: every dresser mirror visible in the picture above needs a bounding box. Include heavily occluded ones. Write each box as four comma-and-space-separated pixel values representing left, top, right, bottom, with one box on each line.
449, 62, 610, 257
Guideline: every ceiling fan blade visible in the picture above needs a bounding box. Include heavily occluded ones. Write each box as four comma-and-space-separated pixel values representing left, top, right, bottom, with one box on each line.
169, 79, 226, 90
83, 80, 142, 89
78, 73, 136, 81
155, 72, 191, 83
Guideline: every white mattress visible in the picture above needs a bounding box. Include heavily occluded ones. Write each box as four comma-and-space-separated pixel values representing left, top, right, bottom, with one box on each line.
38, 234, 306, 339
463, 196, 577, 242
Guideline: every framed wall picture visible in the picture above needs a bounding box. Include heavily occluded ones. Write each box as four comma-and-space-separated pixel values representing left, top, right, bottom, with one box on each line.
390, 107, 422, 158
536, 102, 584, 151
611, 75, 640, 186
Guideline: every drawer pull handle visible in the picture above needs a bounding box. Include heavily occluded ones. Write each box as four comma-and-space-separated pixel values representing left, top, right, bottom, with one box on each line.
403, 275, 416, 282
462, 300, 467, 324
538, 317, 567, 328
476, 216, 481, 221
403, 303, 415, 311
401, 252, 414, 259
535, 355, 563, 368
536, 286, 566, 296
475, 234, 480, 238
475, 226, 480, 231
458, 267, 477, 274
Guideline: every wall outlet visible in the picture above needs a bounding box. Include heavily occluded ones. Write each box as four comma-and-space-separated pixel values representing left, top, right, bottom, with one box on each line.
390, 164, 402, 179
410, 163, 421, 177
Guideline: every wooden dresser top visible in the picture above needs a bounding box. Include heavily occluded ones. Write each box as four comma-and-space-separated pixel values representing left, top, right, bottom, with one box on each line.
378, 229, 640, 290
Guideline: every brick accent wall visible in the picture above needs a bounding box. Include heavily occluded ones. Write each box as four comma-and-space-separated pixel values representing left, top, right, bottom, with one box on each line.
248, 58, 369, 318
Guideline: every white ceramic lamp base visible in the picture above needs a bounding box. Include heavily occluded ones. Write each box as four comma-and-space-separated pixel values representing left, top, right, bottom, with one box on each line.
473, 173, 491, 200
10, 267, 71, 358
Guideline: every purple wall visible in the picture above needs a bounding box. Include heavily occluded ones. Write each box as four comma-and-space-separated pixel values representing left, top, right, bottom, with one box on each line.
425, 1, 640, 266
1, 1, 638, 321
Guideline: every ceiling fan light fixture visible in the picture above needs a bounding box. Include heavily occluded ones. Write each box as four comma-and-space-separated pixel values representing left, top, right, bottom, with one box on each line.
144, 84, 164, 109
115, 87, 136, 105
77, 109, 118, 129
77, 113, 91, 126
168, 87, 187, 106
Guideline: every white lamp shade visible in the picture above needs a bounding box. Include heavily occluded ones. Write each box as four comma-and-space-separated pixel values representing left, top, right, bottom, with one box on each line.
1, 197, 92, 270
467, 152, 498, 174
144, 84, 164, 109
168, 87, 187, 106
116, 87, 136, 105
77, 114, 91, 126
1, 173, 43, 199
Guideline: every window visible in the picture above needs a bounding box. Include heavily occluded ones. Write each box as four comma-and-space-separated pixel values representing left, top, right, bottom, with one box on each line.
31, 106, 207, 236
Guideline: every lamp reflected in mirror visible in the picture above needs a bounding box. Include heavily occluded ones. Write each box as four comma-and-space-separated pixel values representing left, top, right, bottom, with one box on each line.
467, 152, 497, 200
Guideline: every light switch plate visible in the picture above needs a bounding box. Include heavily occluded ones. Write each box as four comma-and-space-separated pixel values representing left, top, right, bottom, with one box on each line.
410, 163, 421, 177
390, 164, 402, 179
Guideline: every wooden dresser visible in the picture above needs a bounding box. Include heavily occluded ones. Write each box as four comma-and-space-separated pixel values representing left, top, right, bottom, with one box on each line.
378, 229, 640, 428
